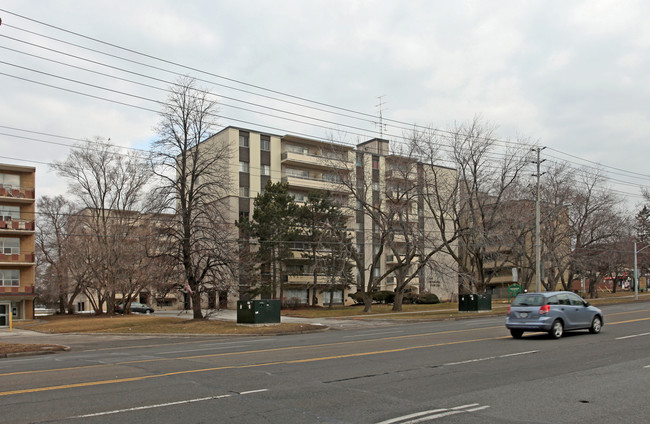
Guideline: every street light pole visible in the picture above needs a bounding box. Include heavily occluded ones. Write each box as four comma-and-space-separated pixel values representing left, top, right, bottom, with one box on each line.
634, 242, 638, 301
634, 242, 650, 301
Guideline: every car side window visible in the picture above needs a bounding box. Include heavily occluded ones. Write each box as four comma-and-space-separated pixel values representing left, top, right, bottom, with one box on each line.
547, 296, 559, 305
557, 294, 570, 305
568, 293, 585, 306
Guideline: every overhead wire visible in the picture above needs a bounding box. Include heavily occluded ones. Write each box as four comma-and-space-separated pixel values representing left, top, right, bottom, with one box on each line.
0, 9, 648, 201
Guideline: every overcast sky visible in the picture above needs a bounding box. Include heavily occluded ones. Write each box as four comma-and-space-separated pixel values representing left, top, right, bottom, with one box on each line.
1, 0, 649, 207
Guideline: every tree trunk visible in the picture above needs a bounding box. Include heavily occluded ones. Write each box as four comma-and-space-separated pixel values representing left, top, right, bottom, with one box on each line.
392, 291, 404, 312
191, 289, 203, 319
362, 292, 373, 313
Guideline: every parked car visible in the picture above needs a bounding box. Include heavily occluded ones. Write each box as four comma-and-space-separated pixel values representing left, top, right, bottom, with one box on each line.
505, 291, 603, 339
115, 302, 154, 314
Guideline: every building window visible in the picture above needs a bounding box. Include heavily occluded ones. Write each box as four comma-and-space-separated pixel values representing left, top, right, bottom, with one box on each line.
239, 186, 249, 197
290, 191, 306, 203
0, 205, 20, 220
0, 173, 20, 189
284, 289, 308, 305
356, 153, 364, 167
0, 238, 20, 255
261, 164, 270, 176
0, 269, 19, 286
285, 168, 309, 178
286, 144, 309, 155
239, 131, 249, 147
260, 135, 270, 151
372, 156, 379, 169
323, 173, 341, 183
239, 161, 249, 173
372, 182, 380, 191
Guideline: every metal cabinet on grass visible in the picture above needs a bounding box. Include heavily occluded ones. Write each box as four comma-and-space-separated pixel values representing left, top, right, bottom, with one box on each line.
237, 300, 281, 324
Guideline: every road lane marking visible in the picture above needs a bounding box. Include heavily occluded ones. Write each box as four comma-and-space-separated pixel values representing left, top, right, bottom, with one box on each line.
0, 336, 509, 396
376, 404, 489, 424
608, 317, 650, 325
616, 332, 650, 340
0, 326, 505, 377
158, 345, 247, 354
3, 312, 648, 378
69, 389, 268, 418
344, 330, 405, 338
443, 350, 537, 366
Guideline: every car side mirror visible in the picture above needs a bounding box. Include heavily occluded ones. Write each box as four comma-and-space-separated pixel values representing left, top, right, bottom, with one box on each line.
584, 301, 590, 307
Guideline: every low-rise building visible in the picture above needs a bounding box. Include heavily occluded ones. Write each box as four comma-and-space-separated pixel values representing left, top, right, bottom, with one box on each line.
0, 164, 36, 326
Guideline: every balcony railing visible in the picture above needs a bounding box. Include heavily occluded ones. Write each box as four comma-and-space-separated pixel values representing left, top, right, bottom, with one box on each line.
0, 252, 35, 263
0, 219, 35, 231
281, 151, 349, 169
0, 185, 35, 200
282, 175, 349, 192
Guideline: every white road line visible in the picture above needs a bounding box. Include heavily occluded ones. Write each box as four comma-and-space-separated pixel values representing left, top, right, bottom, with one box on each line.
444, 351, 537, 366
450, 403, 480, 410
158, 345, 246, 354
343, 330, 405, 338
467, 405, 491, 412
69, 389, 268, 419
616, 332, 650, 340
403, 410, 464, 423
375, 409, 448, 424
376, 404, 488, 424
239, 389, 268, 395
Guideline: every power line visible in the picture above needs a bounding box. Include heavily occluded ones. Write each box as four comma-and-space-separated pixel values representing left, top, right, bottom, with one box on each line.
0, 10, 648, 200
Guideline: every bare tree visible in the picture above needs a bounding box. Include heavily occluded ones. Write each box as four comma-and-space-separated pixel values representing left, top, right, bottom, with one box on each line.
553, 167, 628, 296
35, 195, 80, 313
413, 118, 532, 295
52, 138, 152, 314
150, 76, 234, 319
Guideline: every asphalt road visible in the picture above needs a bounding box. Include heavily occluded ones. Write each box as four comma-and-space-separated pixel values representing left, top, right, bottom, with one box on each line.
1, 302, 649, 423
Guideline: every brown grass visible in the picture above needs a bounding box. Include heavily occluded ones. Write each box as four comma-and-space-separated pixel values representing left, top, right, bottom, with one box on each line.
17, 315, 323, 335
0, 343, 67, 355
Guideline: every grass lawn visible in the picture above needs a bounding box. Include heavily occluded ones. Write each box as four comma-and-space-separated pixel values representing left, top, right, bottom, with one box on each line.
283, 291, 650, 319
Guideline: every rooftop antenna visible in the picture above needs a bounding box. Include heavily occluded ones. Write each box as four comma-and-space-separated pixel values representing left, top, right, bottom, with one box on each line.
374, 95, 387, 139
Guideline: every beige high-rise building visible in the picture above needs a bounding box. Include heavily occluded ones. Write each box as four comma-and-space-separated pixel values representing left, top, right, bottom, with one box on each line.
0, 164, 36, 326
202, 126, 458, 306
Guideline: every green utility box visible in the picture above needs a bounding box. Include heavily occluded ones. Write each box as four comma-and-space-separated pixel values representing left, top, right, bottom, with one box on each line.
458, 293, 492, 312
237, 299, 281, 324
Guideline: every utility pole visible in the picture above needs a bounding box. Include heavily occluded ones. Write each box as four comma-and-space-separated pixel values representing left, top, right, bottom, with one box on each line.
532, 147, 546, 292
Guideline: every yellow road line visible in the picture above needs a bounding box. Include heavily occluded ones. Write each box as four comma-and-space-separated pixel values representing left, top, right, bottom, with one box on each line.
3, 310, 648, 380
0, 335, 509, 396
0, 326, 503, 377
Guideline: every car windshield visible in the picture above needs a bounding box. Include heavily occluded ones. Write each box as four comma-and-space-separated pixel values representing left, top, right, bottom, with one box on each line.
512, 294, 546, 306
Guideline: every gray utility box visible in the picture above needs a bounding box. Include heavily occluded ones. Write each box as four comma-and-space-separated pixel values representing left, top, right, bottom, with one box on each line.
458, 293, 492, 312
237, 300, 281, 324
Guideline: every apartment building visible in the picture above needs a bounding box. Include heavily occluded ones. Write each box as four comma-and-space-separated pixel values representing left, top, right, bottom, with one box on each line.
202, 126, 458, 306
0, 164, 36, 326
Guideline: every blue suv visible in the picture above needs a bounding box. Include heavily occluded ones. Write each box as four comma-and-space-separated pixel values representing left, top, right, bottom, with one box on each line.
506, 291, 603, 339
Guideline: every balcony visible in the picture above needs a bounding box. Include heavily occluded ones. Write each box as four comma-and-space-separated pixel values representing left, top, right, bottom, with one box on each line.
285, 273, 333, 285
0, 252, 35, 265
0, 218, 35, 232
281, 151, 350, 170
0, 186, 35, 203
282, 175, 349, 193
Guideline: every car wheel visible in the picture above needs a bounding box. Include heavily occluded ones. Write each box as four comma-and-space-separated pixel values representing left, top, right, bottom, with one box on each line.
589, 316, 602, 334
549, 320, 563, 339
510, 329, 524, 339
